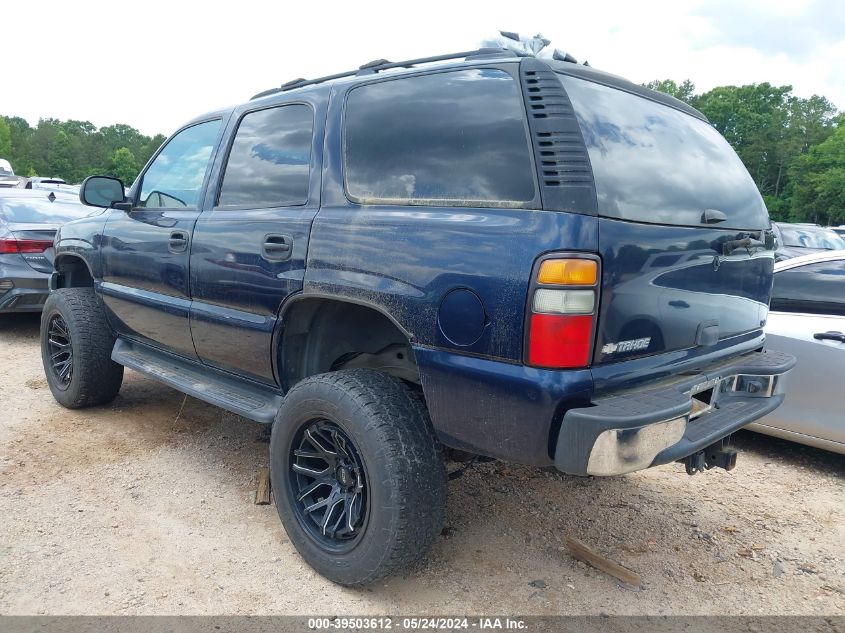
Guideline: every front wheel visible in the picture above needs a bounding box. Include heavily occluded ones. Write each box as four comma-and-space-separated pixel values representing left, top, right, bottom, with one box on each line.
270, 369, 447, 586
40, 288, 123, 408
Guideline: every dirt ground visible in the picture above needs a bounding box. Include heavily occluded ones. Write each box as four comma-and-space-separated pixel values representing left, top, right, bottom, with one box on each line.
0, 312, 843, 616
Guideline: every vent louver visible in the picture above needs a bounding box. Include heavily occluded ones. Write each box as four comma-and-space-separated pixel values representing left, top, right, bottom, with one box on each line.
519, 58, 597, 215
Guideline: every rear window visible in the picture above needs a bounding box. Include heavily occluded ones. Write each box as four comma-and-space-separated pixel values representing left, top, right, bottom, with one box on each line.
0, 198, 91, 223
344, 69, 537, 207
559, 75, 769, 230
778, 225, 845, 250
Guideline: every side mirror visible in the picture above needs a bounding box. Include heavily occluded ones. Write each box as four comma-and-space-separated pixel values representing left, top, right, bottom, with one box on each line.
80, 175, 128, 209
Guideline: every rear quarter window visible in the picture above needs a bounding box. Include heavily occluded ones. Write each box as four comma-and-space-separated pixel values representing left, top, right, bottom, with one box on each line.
559, 74, 769, 231
343, 68, 537, 207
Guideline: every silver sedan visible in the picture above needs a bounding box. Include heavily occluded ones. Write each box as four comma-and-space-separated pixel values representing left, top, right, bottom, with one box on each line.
748, 250, 845, 454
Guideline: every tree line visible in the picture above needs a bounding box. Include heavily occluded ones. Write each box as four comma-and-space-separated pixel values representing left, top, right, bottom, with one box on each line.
2, 78, 844, 224
0, 116, 165, 187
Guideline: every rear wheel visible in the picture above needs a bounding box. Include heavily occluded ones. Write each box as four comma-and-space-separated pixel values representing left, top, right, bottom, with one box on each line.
40, 288, 123, 408
270, 369, 447, 586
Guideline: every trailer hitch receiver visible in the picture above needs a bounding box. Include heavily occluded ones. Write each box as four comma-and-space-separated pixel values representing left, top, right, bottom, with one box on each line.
683, 437, 738, 475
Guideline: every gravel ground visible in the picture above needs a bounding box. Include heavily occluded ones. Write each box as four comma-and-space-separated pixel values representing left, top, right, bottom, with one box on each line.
0, 312, 843, 615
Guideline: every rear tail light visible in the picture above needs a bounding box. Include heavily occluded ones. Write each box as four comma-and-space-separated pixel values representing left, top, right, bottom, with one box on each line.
527, 257, 599, 368
0, 238, 53, 254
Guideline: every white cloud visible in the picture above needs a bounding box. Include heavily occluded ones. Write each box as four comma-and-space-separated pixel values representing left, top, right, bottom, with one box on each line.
3, 0, 843, 136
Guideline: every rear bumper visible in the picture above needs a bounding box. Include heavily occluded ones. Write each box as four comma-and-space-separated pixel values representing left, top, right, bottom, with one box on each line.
554, 349, 796, 475
0, 266, 50, 313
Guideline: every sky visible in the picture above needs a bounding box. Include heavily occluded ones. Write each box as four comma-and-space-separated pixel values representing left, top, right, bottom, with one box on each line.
2, 0, 844, 137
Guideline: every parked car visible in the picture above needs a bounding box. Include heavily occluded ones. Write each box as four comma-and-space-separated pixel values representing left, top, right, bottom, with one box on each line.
0, 159, 21, 188
0, 189, 91, 313
16, 177, 81, 197
747, 250, 845, 454
41, 47, 795, 586
831, 226, 845, 238
772, 221, 845, 260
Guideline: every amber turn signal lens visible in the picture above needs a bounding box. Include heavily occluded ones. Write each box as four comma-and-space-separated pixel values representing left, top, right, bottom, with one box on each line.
537, 259, 597, 286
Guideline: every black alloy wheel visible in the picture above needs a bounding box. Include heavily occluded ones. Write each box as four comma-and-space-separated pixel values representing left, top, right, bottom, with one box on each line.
289, 420, 368, 547
270, 369, 447, 586
46, 314, 73, 389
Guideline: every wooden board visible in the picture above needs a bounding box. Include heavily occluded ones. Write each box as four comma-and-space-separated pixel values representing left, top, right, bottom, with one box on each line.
255, 467, 271, 505
565, 536, 642, 587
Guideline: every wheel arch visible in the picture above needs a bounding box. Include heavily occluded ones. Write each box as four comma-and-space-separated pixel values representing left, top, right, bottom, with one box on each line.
277, 295, 418, 392
53, 254, 95, 288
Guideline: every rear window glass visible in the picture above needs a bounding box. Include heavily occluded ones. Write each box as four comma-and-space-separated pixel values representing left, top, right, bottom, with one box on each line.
559, 75, 769, 230
0, 198, 91, 223
778, 225, 845, 250
344, 69, 536, 207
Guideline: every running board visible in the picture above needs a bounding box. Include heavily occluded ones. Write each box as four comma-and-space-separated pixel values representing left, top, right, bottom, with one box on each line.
112, 338, 282, 424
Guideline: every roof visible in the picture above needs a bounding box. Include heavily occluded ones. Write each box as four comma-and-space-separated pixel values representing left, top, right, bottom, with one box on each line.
247, 47, 709, 123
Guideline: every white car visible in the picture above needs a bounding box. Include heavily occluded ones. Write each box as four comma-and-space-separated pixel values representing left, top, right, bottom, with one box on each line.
0, 159, 19, 188
749, 250, 845, 454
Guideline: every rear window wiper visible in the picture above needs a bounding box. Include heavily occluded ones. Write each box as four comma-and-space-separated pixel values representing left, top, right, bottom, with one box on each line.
721, 229, 776, 256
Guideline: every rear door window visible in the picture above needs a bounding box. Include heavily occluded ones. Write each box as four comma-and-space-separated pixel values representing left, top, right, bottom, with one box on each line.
217, 104, 313, 208
771, 260, 845, 316
344, 69, 537, 207
559, 74, 769, 230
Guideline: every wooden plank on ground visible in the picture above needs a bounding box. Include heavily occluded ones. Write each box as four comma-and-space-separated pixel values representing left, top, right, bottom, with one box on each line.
255, 467, 271, 505
565, 536, 642, 587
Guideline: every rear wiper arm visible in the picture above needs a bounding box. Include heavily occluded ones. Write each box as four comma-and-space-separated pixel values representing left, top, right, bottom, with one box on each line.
722, 229, 775, 256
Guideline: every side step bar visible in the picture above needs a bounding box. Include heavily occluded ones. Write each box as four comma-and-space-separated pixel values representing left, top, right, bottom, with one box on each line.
112, 338, 283, 424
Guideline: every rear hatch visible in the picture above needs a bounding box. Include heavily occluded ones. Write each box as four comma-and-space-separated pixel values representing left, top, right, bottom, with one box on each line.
558, 74, 773, 375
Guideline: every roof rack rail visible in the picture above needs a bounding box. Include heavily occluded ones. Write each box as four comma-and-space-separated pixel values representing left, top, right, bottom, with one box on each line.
250, 47, 521, 100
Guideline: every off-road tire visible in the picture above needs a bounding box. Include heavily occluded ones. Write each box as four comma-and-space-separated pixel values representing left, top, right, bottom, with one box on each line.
41, 287, 123, 408
270, 369, 447, 586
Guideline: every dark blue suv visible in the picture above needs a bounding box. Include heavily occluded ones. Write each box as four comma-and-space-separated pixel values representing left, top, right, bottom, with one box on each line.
40, 48, 795, 586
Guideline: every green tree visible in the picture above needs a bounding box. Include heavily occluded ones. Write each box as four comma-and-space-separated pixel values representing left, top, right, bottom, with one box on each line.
2, 116, 34, 174
0, 114, 165, 183
0, 118, 12, 159
643, 79, 696, 103
789, 125, 845, 225
108, 147, 139, 185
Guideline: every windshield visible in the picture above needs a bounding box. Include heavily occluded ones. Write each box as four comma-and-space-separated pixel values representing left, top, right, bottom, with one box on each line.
559, 74, 769, 231
779, 225, 845, 250
0, 198, 92, 224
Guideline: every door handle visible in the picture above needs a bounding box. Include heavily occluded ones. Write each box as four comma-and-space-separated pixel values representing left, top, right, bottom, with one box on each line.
813, 331, 845, 343
169, 230, 189, 253
262, 234, 292, 261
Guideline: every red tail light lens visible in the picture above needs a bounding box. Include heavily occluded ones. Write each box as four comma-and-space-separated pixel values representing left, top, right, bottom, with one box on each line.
527, 257, 599, 369
0, 239, 53, 254
528, 313, 593, 368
